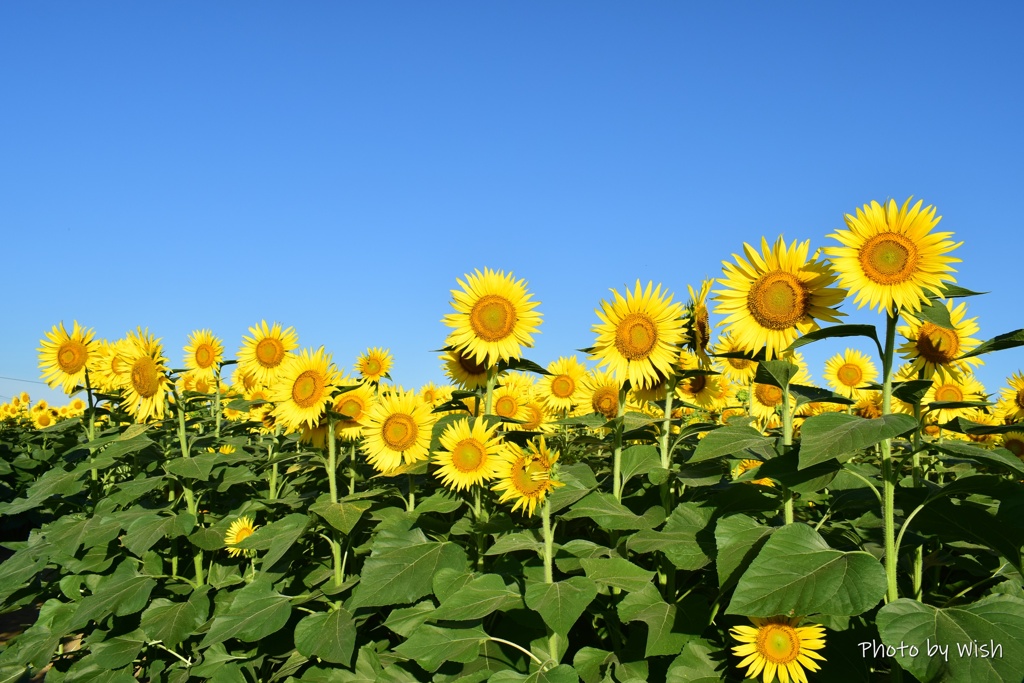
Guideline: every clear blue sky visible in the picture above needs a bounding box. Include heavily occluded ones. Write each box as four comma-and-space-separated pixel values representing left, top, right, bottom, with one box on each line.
2, 2, 1022, 406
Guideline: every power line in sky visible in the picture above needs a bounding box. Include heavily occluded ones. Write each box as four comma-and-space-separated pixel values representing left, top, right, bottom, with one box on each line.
0, 375, 47, 385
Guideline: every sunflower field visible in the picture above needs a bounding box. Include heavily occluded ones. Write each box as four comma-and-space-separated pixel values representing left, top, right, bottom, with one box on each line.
3, 198, 1024, 683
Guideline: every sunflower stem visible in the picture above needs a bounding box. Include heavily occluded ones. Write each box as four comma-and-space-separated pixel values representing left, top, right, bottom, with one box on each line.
84, 368, 98, 483
213, 364, 222, 439
407, 474, 416, 512
348, 443, 357, 496
327, 415, 339, 504
612, 388, 626, 502
485, 367, 496, 417
541, 497, 560, 663
912, 400, 924, 601
173, 391, 204, 587
881, 309, 899, 603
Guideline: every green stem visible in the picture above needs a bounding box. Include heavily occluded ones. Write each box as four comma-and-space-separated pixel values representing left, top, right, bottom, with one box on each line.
912, 400, 924, 601
173, 388, 204, 587
881, 309, 898, 603
541, 498, 559, 663
348, 443, 357, 496
327, 415, 339, 504
612, 388, 626, 502
781, 381, 794, 524
84, 369, 98, 482
214, 365, 222, 439
407, 474, 416, 512
485, 366, 496, 416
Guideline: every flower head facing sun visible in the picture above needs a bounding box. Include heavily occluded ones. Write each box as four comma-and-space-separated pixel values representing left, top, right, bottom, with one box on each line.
822, 349, 878, 400
356, 347, 392, 383
713, 331, 758, 384
270, 347, 340, 432
38, 321, 97, 395
897, 299, 982, 381
540, 355, 588, 413
443, 268, 542, 368
730, 616, 826, 683
491, 436, 563, 517
715, 236, 846, 361
359, 389, 436, 474
825, 197, 962, 314
433, 417, 504, 491
120, 328, 170, 423
225, 516, 259, 558
442, 339, 490, 389
591, 281, 686, 390
238, 321, 299, 387
184, 329, 223, 379
999, 372, 1024, 423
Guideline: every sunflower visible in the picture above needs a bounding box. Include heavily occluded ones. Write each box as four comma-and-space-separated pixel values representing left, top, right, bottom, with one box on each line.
749, 358, 812, 424
713, 331, 758, 384
715, 237, 846, 361
270, 347, 340, 432
38, 321, 96, 394
334, 383, 376, 441
677, 372, 728, 412
184, 329, 223, 379
419, 381, 453, 408
120, 328, 170, 423
1002, 431, 1024, 458
32, 409, 58, 430
731, 616, 826, 683
359, 389, 436, 474
355, 347, 392, 383
825, 197, 962, 314
225, 516, 259, 558
514, 396, 552, 432
492, 437, 564, 517
897, 299, 982, 380
491, 383, 527, 425
924, 374, 987, 424
685, 279, 714, 367
732, 458, 774, 487
963, 409, 1000, 444
822, 349, 878, 400
999, 372, 1024, 423
443, 268, 543, 367
237, 321, 299, 386
442, 340, 490, 389
590, 281, 685, 390
579, 369, 621, 420
432, 417, 504, 491
853, 391, 884, 419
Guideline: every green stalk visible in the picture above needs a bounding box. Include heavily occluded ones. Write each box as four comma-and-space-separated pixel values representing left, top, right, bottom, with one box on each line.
911, 400, 924, 601
327, 415, 339, 504
407, 474, 416, 512
214, 365, 222, 439
541, 498, 559, 663
268, 440, 278, 501
881, 310, 899, 603
84, 369, 98, 483
174, 389, 204, 587
348, 443, 357, 496
782, 381, 794, 524
485, 366, 497, 416
612, 389, 626, 502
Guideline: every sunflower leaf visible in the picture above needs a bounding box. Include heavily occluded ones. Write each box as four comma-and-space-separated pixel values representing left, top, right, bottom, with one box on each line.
294, 608, 357, 665
690, 424, 775, 463
932, 441, 1024, 478
956, 328, 1024, 361
784, 324, 883, 358
525, 577, 598, 635
892, 379, 934, 405
798, 413, 918, 469
349, 541, 467, 608
754, 360, 798, 389
931, 284, 988, 299
392, 624, 486, 673
580, 557, 656, 593
914, 299, 956, 330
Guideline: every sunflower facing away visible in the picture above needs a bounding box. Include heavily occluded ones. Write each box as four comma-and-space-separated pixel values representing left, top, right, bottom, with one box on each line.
731, 616, 826, 683
897, 299, 982, 380
356, 347, 392, 383
237, 321, 299, 386
443, 268, 543, 368
184, 329, 223, 379
120, 328, 170, 423
492, 436, 564, 517
591, 281, 686, 390
715, 236, 846, 361
822, 349, 878, 400
685, 279, 714, 367
38, 321, 96, 394
433, 417, 504, 491
225, 516, 259, 558
270, 347, 340, 432
825, 197, 962, 314
999, 371, 1024, 423
359, 389, 436, 474
441, 340, 490, 390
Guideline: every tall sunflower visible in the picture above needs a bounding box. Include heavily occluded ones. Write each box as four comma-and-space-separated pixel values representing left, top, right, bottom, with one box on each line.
822, 349, 878, 400
355, 347, 392, 383
359, 389, 436, 474
492, 437, 563, 517
897, 299, 982, 380
38, 321, 96, 394
270, 347, 339, 432
730, 616, 826, 683
184, 329, 223, 380
120, 328, 170, 423
89, 339, 132, 393
998, 371, 1024, 423
237, 321, 299, 386
825, 197, 962, 314
715, 236, 846, 360
591, 281, 686, 390
443, 268, 542, 367
432, 417, 504, 491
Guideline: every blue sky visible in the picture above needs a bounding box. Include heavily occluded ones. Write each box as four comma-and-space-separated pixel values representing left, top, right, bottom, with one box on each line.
2, 2, 1022, 406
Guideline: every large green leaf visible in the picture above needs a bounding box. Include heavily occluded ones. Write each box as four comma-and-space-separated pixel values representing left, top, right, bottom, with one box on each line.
349, 541, 467, 608
393, 624, 486, 673
626, 503, 714, 570
488, 665, 578, 683
580, 557, 655, 593
309, 500, 373, 536
877, 595, 1024, 682
666, 637, 724, 683
690, 423, 774, 463
546, 463, 598, 515
233, 512, 309, 571
90, 628, 147, 669
932, 441, 1024, 478
799, 413, 917, 469
956, 328, 1024, 361
140, 586, 210, 647
199, 578, 293, 647
714, 514, 774, 589
785, 324, 882, 357
620, 445, 661, 489
72, 562, 158, 629
754, 360, 799, 389
727, 523, 886, 617
525, 577, 598, 635
432, 573, 521, 621
561, 493, 665, 531
617, 584, 687, 657
122, 512, 196, 557
164, 453, 220, 481
294, 608, 357, 665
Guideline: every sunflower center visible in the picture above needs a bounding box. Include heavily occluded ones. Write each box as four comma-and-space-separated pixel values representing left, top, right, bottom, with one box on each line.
195, 344, 215, 369
614, 313, 658, 360
256, 338, 285, 367
1005, 437, 1024, 457
338, 397, 363, 419
470, 295, 517, 342
755, 383, 783, 407
915, 323, 960, 364
1015, 388, 1024, 410
592, 387, 619, 419
837, 363, 863, 387
551, 375, 575, 398
756, 623, 801, 664
694, 306, 710, 351
233, 526, 254, 544
38, 413, 53, 427
510, 457, 545, 495
451, 439, 485, 472
859, 232, 919, 284
131, 357, 160, 398
457, 350, 488, 375
195, 377, 212, 394
58, 340, 88, 374
291, 370, 325, 408
382, 413, 417, 451
494, 395, 519, 419
685, 375, 707, 395
727, 356, 752, 371
934, 384, 963, 403
748, 272, 809, 331
364, 359, 382, 376
522, 404, 544, 430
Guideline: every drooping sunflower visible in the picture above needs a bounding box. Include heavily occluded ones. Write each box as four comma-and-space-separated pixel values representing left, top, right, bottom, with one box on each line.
923, 373, 987, 424
825, 197, 962, 314
590, 281, 685, 390
822, 349, 878, 400
38, 321, 96, 394
441, 340, 490, 389
120, 328, 170, 423
237, 321, 299, 386
999, 371, 1024, 423
685, 279, 714, 367
492, 437, 564, 517
713, 331, 758, 384
184, 329, 223, 380
443, 268, 543, 367
432, 417, 504, 491
355, 347, 392, 383
730, 616, 826, 683
359, 389, 436, 474
579, 369, 621, 420
270, 347, 340, 432
1002, 431, 1024, 458
897, 299, 982, 380
225, 516, 259, 558
715, 237, 846, 361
